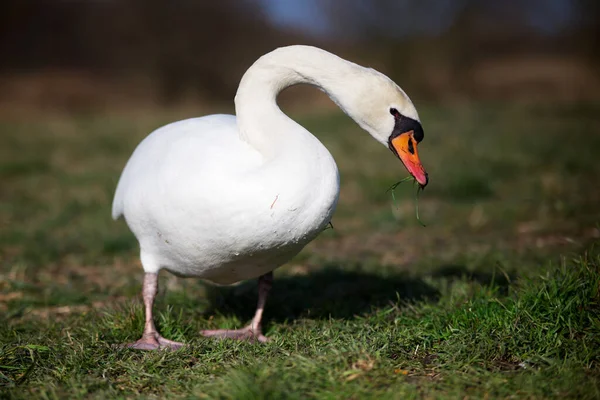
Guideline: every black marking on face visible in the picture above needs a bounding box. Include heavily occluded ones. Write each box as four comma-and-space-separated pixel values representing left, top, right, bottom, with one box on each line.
387, 112, 424, 155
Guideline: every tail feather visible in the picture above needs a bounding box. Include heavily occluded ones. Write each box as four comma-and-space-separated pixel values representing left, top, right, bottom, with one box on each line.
111, 177, 125, 220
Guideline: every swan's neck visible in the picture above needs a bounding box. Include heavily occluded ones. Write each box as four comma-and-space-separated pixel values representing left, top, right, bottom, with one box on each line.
235, 46, 364, 158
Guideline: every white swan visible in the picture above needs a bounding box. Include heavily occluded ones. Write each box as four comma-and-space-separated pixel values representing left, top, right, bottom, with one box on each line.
112, 45, 428, 350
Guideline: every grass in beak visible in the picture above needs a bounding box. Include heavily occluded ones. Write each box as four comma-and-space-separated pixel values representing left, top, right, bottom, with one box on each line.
415, 184, 426, 227
387, 177, 427, 227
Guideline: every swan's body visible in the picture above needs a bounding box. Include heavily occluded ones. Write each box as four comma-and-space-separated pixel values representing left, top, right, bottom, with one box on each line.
112, 114, 338, 284
112, 46, 428, 349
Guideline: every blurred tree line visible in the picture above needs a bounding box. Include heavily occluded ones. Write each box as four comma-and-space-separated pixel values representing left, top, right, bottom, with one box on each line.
0, 0, 598, 111
322, 0, 599, 101
0, 0, 307, 104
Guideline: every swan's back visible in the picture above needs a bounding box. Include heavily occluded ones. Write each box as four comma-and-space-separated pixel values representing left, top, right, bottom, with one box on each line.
111, 114, 261, 220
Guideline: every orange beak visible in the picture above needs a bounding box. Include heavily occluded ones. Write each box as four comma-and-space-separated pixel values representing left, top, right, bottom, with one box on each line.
390, 131, 428, 187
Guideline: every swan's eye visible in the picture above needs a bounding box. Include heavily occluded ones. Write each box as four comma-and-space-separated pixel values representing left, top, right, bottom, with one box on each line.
390, 108, 400, 118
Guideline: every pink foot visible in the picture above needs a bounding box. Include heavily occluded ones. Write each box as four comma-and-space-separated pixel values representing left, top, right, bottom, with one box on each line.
124, 333, 185, 351
201, 326, 269, 343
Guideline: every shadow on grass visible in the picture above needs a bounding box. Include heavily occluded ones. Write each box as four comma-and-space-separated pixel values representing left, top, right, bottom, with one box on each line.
202, 266, 440, 323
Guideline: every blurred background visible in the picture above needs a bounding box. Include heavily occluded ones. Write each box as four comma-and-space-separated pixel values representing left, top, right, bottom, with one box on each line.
1, 0, 599, 319
1, 3, 600, 394
1, 0, 599, 113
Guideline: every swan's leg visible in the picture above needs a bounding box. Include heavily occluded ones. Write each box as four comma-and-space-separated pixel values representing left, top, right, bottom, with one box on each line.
124, 272, 185, 350
202, 271, 273, 343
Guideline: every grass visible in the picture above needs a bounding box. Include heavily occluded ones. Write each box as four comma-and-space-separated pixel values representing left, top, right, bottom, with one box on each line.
1, 102, 600, 398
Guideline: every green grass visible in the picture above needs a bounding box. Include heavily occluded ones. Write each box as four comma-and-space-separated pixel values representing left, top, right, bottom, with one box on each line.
1, 102, 600, 398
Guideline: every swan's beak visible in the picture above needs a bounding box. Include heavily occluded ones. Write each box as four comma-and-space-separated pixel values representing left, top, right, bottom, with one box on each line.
390, 131, 428, 187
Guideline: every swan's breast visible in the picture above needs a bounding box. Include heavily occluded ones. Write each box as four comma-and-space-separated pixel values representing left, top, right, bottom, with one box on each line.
154, 152, 339, 283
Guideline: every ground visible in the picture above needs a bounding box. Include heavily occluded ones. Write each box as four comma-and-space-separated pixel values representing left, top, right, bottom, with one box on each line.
0, 103, 599, 399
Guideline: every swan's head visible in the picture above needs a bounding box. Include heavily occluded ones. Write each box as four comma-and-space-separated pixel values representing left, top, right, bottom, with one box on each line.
339, 68, 428, 187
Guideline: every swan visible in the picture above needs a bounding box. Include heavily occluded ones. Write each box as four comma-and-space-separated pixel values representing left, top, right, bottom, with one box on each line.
112, 45, 428, 350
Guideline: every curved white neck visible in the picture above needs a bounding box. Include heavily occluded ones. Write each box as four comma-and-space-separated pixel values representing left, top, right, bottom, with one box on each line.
234, 46, 365, 158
